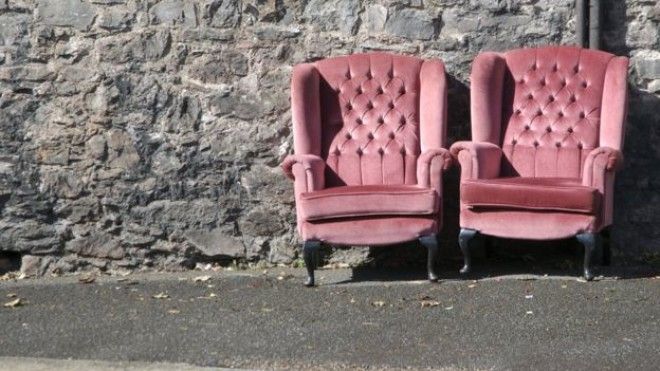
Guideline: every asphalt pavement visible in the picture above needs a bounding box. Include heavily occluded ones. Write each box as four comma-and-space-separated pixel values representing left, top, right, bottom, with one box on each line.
0, 266, 659, 370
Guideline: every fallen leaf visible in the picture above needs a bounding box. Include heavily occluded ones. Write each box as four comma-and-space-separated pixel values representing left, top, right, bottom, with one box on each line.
444, 306, 454, 311
193, 275, 211, 282
371, 301, 386, 307
3, 298, 22, 308
525, 295, 534, 299
152, 292, 170, 299
526, 311, 534, 315
420, 300, 440, 308
561, 284, 568, 289
78, 275, 96, 284
467, 284, 476, 288
350, 298, 356, 304
6, 293, 17, 298
276, 273, 294, 281
167, 309, 180, 314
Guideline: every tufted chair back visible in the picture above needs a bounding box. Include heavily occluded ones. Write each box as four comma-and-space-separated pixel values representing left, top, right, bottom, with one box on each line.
294, 53, 446, 187
483, 47, 627, 178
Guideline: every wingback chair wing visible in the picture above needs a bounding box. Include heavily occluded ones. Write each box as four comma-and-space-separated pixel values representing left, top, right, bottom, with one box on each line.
450, 46, 628, 280
282, 53, 451, 286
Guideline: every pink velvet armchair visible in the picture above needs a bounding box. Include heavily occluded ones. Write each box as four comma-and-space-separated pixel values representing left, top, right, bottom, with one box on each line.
450, 46, 628, 280
282, 53, 451, 286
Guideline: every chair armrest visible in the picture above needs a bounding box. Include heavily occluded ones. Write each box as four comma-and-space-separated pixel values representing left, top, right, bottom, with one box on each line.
449, 141, 502, 181
417, 148, 452, 193
281, 154, 325, 193
582, 147, 623, 190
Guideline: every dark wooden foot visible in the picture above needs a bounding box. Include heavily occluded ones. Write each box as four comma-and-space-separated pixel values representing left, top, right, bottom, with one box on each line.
458, 228, 478, 274
302, 240, 321, 287
601, 227, 611, 266
576, 232, 598, 281
419, 234, 439, 282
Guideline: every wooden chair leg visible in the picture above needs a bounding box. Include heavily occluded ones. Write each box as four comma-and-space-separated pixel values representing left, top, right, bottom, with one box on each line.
576, 232, 600, 281
459, 228, 478, 274
302, 240, 321, 287
419, 234, 440, 282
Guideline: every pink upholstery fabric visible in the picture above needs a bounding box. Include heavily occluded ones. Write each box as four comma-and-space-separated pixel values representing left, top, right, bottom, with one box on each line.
453, 46, 628, 239
302, 217, 438, 246
284, 53, 449, 245
462, 177, 600, 214
460, 209, 598, 240
299, 185, 438, 221
450, 141, 502, 181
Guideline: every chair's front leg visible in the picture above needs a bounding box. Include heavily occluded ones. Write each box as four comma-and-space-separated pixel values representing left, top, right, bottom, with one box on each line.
419, 234, 440, 282
459, 228, 478, 274
302, 240, 321, 287
576, 232, 600, 281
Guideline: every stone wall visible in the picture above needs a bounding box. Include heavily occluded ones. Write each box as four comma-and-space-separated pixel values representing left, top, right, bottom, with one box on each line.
0, 0, 658, 276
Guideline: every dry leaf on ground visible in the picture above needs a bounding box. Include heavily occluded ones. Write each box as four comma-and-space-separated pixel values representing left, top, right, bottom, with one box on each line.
6, 293, 17, 298
193, 275, 211, 282
420, 300, 440, 308
152, 292, 170, 299
371, 300, 386, 307
3, 298, 22, 308
78, 275, 96, 284
167, 309, 180, 314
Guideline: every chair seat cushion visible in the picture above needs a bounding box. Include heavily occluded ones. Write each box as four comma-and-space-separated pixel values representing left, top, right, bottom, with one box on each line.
461, 177, 600, 214
299, 185, 438, 221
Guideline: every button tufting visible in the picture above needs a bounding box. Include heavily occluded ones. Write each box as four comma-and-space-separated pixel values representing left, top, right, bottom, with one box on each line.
581, 81, 588, 88
367, 133, 374, 140
400, 148, 406, 155
546, 126, 552, 132
524, 125, 530, 130
577, 143, 583, 149
552, 64, 558, 72
540, 79, 546, 86
377, 117, 384, 124
533, 141, 539, 147
549, 96, 555, 102
527, 94, 533, 99
356, 86, 363, 94
574, 65, 579, 73
366, 72, 372, 79
555, 142, 561, 148
389, 132, 395, 139
569, 95, 576, 102
346, 71, 351, 79
388, 71, 394, 78
561, 80, 567, 87
356, 148, 363, 156
356, 118, 363, 125
558, 112, 564, 117
388, 102, 394, 109
537, 110, 543, 116
515, 109, 521, 115
334, 149, 341, 156
512, 139, 517, 145
567, 127, 573, 133
378, 148, 384, 155
366, 101, 373, 109
346, 103, 352, 110
399, 87, 406, 94
377, 87, 384, 94
532, 64, 537, 71
579, 112, 585, 119
345, 133, 352, 139
518, 79, 525, 84
400, 117, 407, 124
